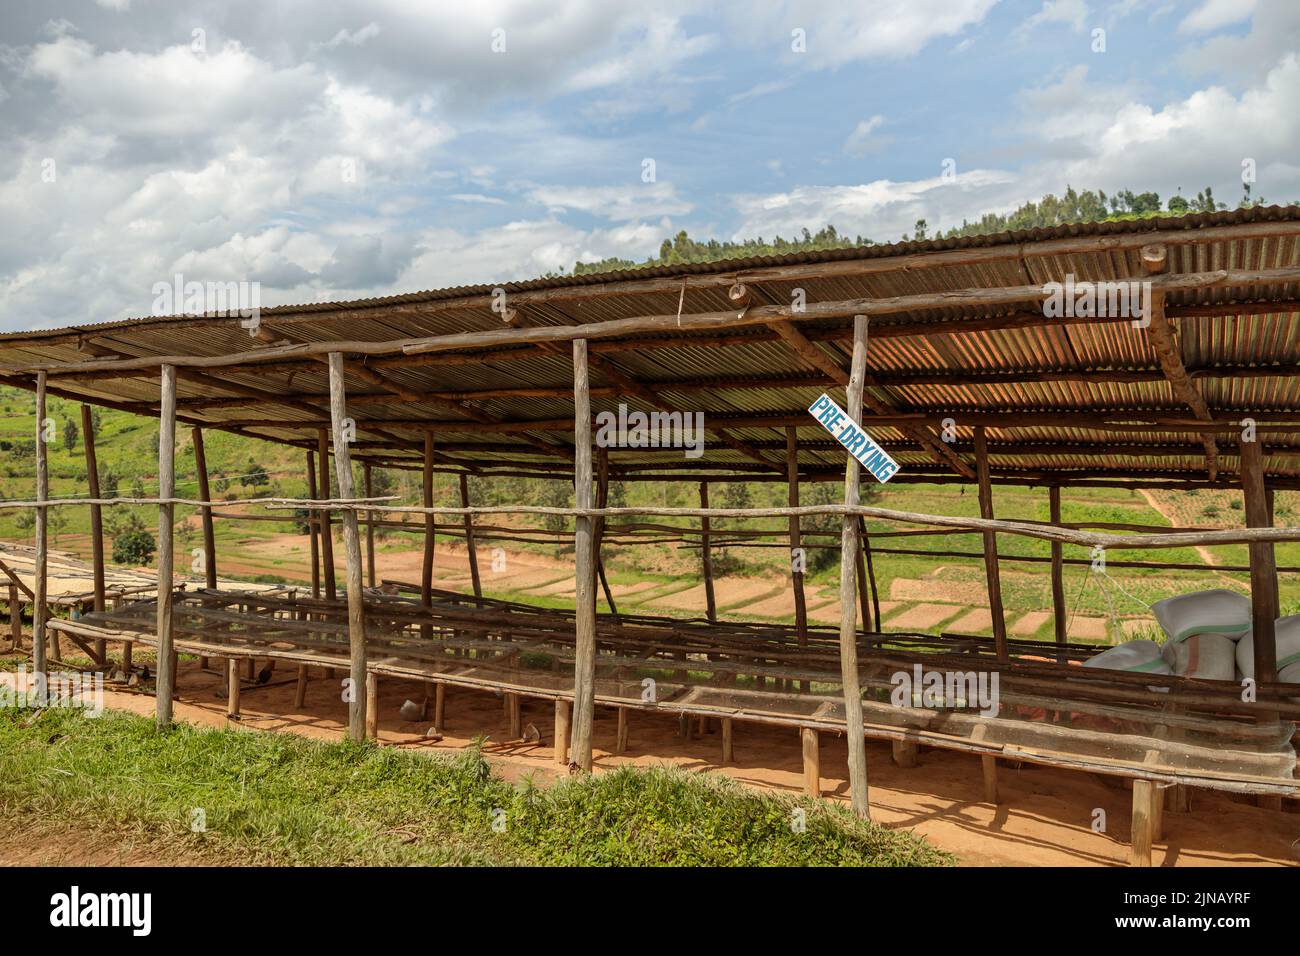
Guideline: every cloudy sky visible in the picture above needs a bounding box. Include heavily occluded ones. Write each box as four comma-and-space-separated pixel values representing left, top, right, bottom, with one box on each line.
0, 0, 1297, 331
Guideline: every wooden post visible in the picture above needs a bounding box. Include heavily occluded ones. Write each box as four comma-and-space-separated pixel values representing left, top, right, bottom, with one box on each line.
1130, 779, 1155, 866
226, 658, 240, 719
507, 692, 521, 739
365, 671, 379, 739
554, 699, 571, 765
32, 372, 48, 695
786, 427, 809, 691
155, 365, 177, 729
801, 727, 820, 797
363, 462, 376, 588
433, 683, 445, 734
974, 426, 1008, 659
570, 338, 597, 772
1240, 437, 1278, 707
1049, 484, 1067, 646
855, 519, 872, 633
616, 707, 629, 755
700, 482, 717, 622
192, 426, 216, 671
191, 428, 217, 590
892, 739, 918, 768
421, 431, 436, 615
838, 315, 870, 819
80, 405, 106, 665
8, 584, 20, 651
327, 353, 368, 743
981, 756, 999, 804
861, 519, 882, 631
306, 451, 321, 599
595, 446, 618, 616
459, 473, 482, 599
316, 429, 336, 600
721, 717, 734, 763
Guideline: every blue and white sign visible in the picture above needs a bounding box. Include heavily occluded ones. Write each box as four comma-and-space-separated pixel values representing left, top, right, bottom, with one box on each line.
808, 393, 900, 483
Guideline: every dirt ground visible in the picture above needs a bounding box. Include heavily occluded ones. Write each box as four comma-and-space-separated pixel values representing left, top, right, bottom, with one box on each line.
60, 660, 1300, 868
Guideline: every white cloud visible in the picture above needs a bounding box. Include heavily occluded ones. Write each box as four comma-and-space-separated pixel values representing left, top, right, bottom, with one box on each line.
1017, 0, 1091, 35
844, 115, 887, 156
1178, 0, 1256, 34
528, 183, 693, 221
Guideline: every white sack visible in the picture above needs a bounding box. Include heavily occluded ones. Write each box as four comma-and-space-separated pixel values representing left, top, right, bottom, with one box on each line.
1082, 640, 1173, 676
1151, 589, 1251, 644
1236, 614, 1300, 679
1160, 632, 1237, 681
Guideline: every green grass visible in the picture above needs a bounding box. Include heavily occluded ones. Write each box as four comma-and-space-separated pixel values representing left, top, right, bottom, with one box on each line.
0, 706, 950, 867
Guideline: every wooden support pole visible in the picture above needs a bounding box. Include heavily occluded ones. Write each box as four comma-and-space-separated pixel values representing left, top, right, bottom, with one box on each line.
721, 716, 734, 763
838, 315, 871, 818
1049, 484, 1066, 646
192, 428, 217, 590
554, 699, 571, 765
892, 739, 918, 768
226, 658, 240, 719
700, 482, 717, 622
616, 707, 629, 755
855, 518, 872, 633
982, 755, 999, 804
306, 450, 321, 600
433, 683, 445, 734
192, 426, 216, 671
365, 671, 379, 739
294, 664, 308, 708
363, 462, 376, 588
570, 338, 597, 773
974, 426, 1009, 659
786, 427, 809, 691
506, 692, 521, 739
862, 521, 882, 632
1240, 437, 1279, 714
421, 432, 436, 611
32, 372, 48, 694
327, 353, 368, 743
1130, 779, 1155, 866
801, 727, 820, 797
316, 428, 336, 600
80, 404, 107, 664
155, 365, 177, 730
459, 473, 482, 598
595, 446, 618, 617
8, 584, 20, 651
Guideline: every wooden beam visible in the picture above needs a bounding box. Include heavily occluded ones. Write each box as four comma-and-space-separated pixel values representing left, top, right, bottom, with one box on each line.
1130, 779, 1155, 866
317, 429, 336, 600
306, 451, 321, 600
192, 427, 218, 590
974, 426, 1009, 660
801, 727, 821, 797
328, 352, 368, 743
1142, 245, 1219, 479
363, 462, 376, 588
786, 427, 809, 691
1050, 485, 1066, 645
700, 482, 717, 622
594, 446, 618, 616
570, 339, 597, 772
766, 315, 974, 479
156, 364, 177, 729
421, 432, 436, 612
459, 473, 482, 598
839, 315, 871, 819
32, 372, 48, 693
80, 404, 106, 664
1240, 437, 1279, 702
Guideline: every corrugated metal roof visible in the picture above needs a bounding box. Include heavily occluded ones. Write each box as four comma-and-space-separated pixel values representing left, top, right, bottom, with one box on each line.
2, 206, 1299, 484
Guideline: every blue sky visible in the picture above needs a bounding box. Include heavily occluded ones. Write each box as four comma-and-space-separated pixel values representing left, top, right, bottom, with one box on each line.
0, 0, 1296, 330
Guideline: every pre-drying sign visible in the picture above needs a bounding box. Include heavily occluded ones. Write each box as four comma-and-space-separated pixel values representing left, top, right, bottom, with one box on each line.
808, 393, 899, 483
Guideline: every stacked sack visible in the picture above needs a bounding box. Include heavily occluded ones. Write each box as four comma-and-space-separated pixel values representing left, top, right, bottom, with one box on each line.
1235, 613, 1300, 683
1151, 589, 1248, 682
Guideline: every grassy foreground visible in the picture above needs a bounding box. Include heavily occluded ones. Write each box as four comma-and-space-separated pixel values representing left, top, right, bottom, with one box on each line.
0, 707, 949, 867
